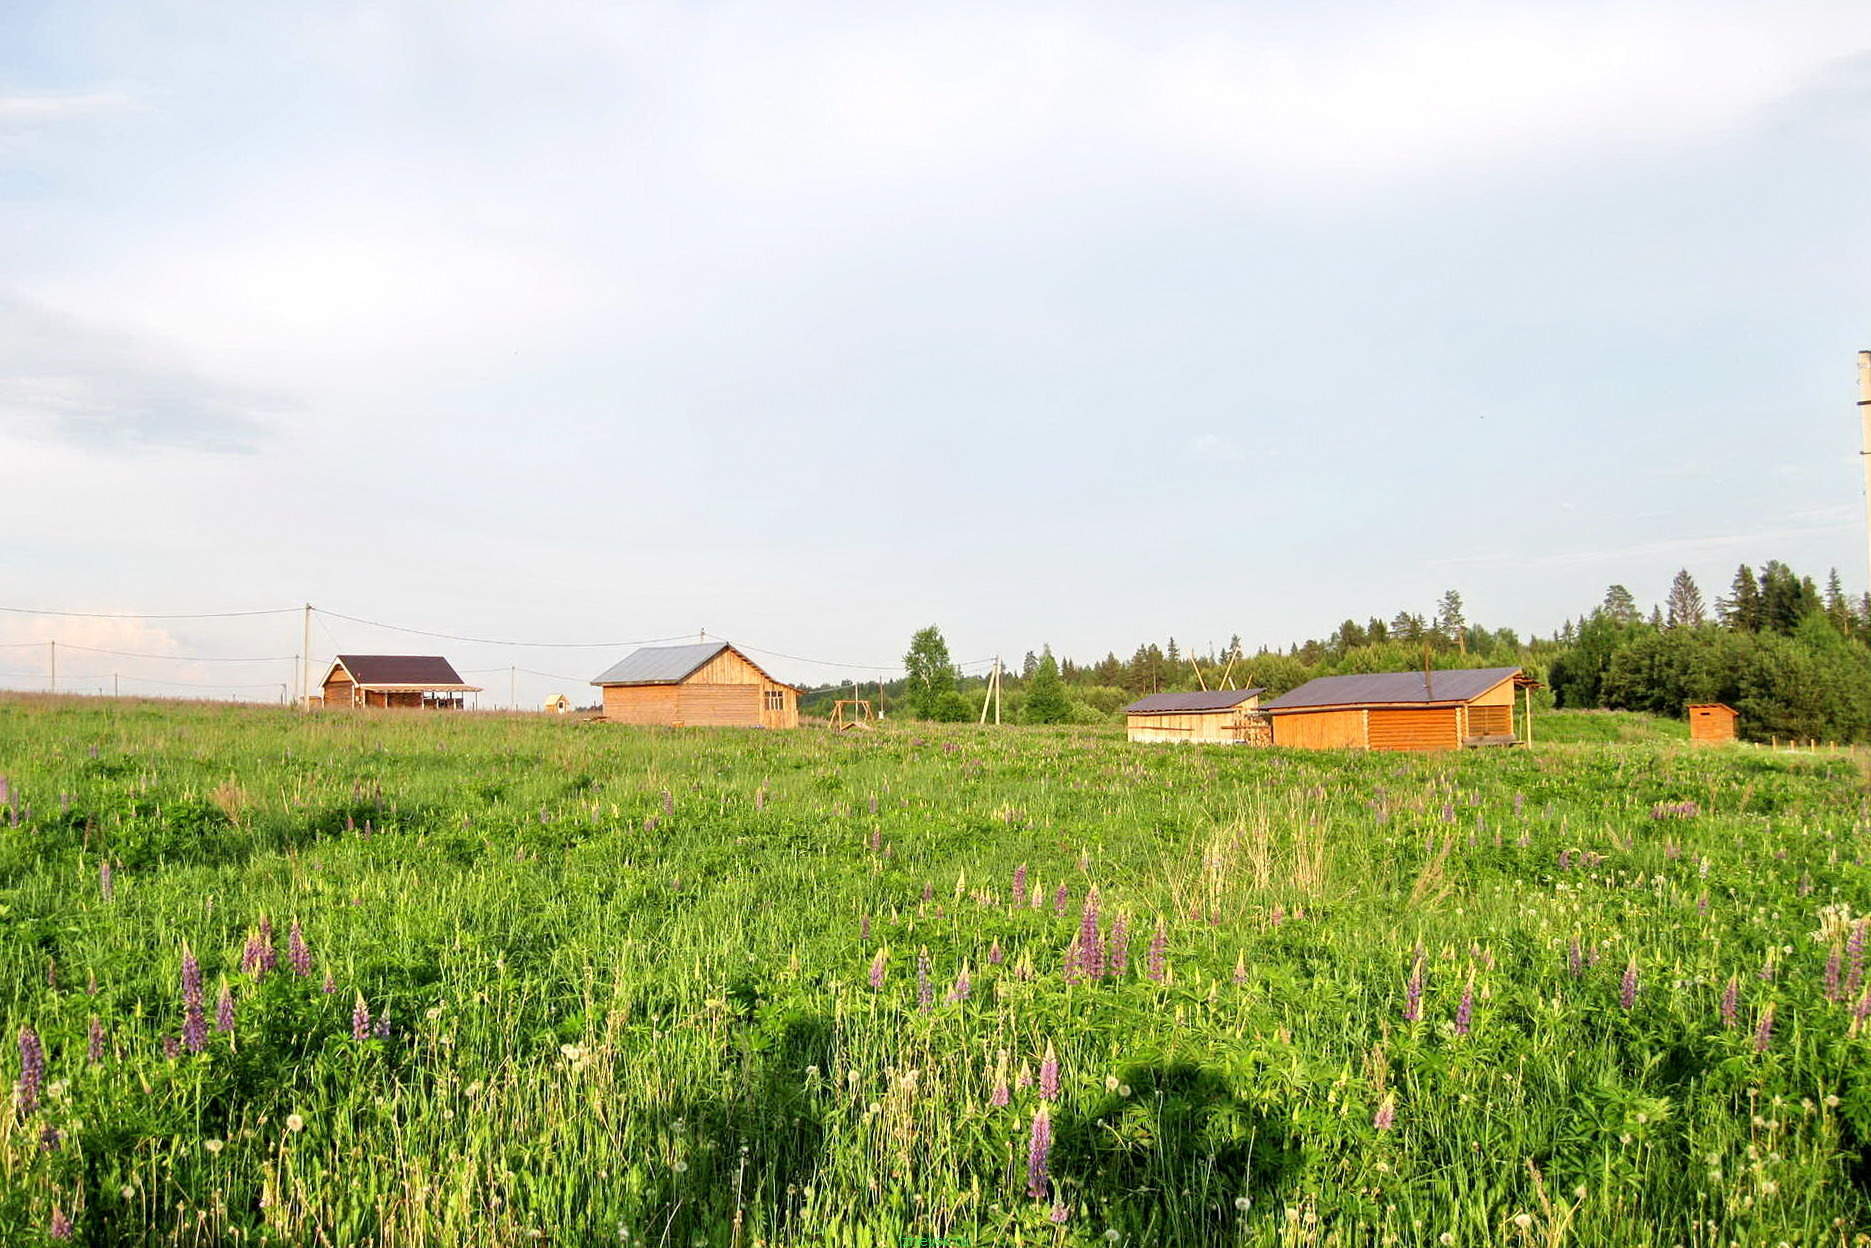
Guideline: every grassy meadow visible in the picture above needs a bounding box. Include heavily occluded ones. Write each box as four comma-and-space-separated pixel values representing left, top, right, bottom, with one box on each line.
0, 696, 1868, 1246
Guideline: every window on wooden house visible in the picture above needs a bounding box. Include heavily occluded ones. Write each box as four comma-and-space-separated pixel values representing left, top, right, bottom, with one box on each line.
764, 689, 785, 711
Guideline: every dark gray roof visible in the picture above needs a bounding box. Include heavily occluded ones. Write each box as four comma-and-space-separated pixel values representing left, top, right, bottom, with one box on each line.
591, 641, 729, 686
1124, 689, 1265, 715
334, 655, 477, 689
1263, 667, 1521, 711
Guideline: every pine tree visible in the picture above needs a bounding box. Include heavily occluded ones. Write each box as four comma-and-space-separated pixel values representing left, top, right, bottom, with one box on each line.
1825, 569, 1850, 635
1165, 638, 1180, 667
1721, 565, 1761, 632
1664, 568, 1705, 628
1225, 634, 1244, 662
1601, 585, 1639, 625
1021, 651, 1038, 680
1435, 589, 1467, 648
1023, 648, 1071, 724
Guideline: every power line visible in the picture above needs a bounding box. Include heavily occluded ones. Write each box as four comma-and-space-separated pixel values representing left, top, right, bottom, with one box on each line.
315, 607, 695, 650
54, 644, 295, 663
0, 605, 296, 620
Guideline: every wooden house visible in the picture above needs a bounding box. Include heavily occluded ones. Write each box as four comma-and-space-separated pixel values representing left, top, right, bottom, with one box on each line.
542, 694, 573, 714
1264, 667, 1534, 751
590, 641, 800, 729
1123, 688, 1267, 745
1687, 702, 1738, 744
320, 655, 480, 709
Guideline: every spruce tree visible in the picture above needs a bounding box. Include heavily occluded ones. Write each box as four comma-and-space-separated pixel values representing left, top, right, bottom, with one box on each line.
1023, 649, 1071, 724
1723, 565, 1761, 632
1665, 569, 1705, 628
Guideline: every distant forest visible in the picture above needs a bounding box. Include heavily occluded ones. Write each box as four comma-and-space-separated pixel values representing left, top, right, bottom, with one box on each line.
801, 561, 1871, 743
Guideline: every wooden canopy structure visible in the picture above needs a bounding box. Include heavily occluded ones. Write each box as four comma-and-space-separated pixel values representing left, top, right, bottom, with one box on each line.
1264, 667, 1536, 752
320, 655, 481, 709
1123, 688, 1268, 745
590, 641, 801, 729
1687, 702, 1738, 744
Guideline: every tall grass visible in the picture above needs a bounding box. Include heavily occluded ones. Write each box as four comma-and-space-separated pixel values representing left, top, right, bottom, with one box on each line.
0, 696, 1866, 1246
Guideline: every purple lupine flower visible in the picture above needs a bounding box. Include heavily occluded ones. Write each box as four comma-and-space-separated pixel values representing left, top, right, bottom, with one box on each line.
215, 982, 236, 1034
352, 993, 371, 1041
1697, 893, 1709, 916
1062, 937, 1083, 986
1567, 937, 1583, 979
1108, 912, 1129, 975
162, 1036, 180, 1060
1853, 984, 1871, 1031
1759, 950, 1776, 982
17, 1025, 44, 1112
1233, 951, 1248, 986
1052, 884, 1069, 916
321, 968, 337, 995
1373, 1093, 1396, 1131
1038, 1041, 1060, 1101
754, 786, 767, 813
916, 947, 932, 1009
990, 1053, 1010, 1107
859, 914, 871, 942
374, 1013, 391, 1039
181, 943, 207, 1053
1146, 918, 1167, 983
1721, 975, 1740, 1028
1752, 1003, 1775, 1053
49, 1207, 72, 1240
87, 1016, 104, 1064
1403, 955, 1424, 1023
1557, 849, 1571, 871
868, 947, 886, 989
1076, 888, 1103, 979
867, 795, 879, 816
1845, 920, 1867, 998
39, 1123, 62, 1152
1513, 792, 1525, 816
1026, 1108, 1053, 1199
1012, 863, 1028, 906
947, 966, 972, 1004
1049, 1204, 1069, 1224
987, 939, 1004, 965
100, 858, 113, 901
1824, 945, 1843, 1002
288, 920, 312, 977
920, 882, 933, 904
1454, 974, 1474, 1037
1620, 956, 1638, 1012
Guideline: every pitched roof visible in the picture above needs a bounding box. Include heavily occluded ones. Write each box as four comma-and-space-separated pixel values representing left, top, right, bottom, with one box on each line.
333, 655, 478, 690
1123, 688, 1265, 715
1263, 667, 1521, 711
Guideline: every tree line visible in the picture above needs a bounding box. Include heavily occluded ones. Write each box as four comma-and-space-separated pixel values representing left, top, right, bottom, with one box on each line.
798, 561, 1871, 740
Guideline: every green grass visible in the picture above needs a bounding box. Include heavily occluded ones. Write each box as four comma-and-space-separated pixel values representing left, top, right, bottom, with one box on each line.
1530, 709, 1691, 744
0, 695, 1867, 1247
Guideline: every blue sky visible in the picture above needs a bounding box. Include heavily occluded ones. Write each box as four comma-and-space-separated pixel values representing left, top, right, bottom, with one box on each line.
2, 1, 1870, 702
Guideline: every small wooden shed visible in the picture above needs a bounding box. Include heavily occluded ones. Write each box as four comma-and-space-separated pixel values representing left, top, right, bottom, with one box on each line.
1687, 702, 1738, 744
1264, 667, 1533, 752
590, 641, 800, 729
542, 694, 573, 714
320, 655, 481, 709
1123, 688, 1267, 745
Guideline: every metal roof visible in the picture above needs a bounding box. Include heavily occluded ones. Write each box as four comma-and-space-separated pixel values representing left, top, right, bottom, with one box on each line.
1263, 667, 1521, 711
1123, 689, 1266, 715
590, 641, 731, 686
334, 655, 477, 689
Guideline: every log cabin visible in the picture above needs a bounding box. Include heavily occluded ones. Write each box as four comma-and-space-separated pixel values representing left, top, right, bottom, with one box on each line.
1123, 688, 1268, 745
590, 641, 800, 728
320, 655, 481, 709
1687, 702, 1738, 744
1264, 667, 1535, 751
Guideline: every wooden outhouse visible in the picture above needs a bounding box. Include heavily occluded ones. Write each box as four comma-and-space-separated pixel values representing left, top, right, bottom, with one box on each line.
590, 641, 800, 728
1687, 703, 1738, 744
1264, 667, 1534, 752
320, 655, 481, 709
1123, 688, 1267, 744
542, 694, 573, 714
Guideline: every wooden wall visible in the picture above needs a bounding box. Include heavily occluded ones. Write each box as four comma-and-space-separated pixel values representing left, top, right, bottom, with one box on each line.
1464, 705, 1512, 737
322, 675, 355, 708
1369, 707, 1461, 751
599, 646, 798, 729
1272, 709, 1367, 749
1127, 711, 1232, 744
1688, 705, 1737, 743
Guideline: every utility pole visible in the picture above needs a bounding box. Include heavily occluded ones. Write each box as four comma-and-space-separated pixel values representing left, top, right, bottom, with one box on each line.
1859, 351, 1871, 592
511, 666, 517, 711
113, 672, 118, 699
48, 640, 55, 693
301, 604, 313, 711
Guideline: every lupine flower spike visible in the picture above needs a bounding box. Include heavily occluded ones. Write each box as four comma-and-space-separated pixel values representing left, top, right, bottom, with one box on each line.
990, 1051, 1010, 1107
87, 1016, 105, 1064
868, 947, 887, 990
1454, 969, 1475, 1037
1147, 917, 1167, 982
1620, 956, 1639, 1013
215, 980, 236, 1034
99, 858, 113, 902
181, 942, 207, 1053
1403, 954, 1424, 1024
947, 964, 972, 1004
1721, 974, 1740, 1028
916, 947, 933, 1009
17, 1025, 44, 1112
1373, 1092, 1396, 1131
1039, 1040, 1060, 1100
289, 920, 312, 976
1233, 950, 1248, 987
352, 992, 372, 1041
1752, 1003, 1775, 1053
1026, 1107, 1053, 1199
1109, 912, 1129, 975
1077, 888, 1103, 979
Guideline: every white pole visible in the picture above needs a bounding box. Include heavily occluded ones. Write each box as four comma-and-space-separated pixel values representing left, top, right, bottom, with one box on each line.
48, 640, 56, 692
1858, 350, 1871, 593
301, 604, 313, 710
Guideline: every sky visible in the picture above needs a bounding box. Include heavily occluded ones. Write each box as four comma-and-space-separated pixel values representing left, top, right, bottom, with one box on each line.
3, 0, 1870, 704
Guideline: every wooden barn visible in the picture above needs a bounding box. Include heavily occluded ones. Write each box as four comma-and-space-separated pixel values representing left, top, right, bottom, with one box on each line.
1123, 688, 1268, 745
320, 655, 480, 709
1264, 667, 1535, 752
590, 641, 800, 729
1687, 702, 1738, 744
